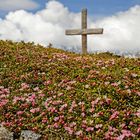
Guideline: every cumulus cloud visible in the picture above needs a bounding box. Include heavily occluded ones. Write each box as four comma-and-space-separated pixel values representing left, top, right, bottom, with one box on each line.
0, 0, 140, 56
0, 0, 39, 11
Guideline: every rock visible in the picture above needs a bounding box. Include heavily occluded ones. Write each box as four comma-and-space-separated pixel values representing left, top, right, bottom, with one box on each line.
19, 130, 41, 140
0, 124, 13, 140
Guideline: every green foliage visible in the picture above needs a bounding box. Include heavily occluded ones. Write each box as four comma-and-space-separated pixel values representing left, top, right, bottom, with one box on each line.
0, 40, 140, 139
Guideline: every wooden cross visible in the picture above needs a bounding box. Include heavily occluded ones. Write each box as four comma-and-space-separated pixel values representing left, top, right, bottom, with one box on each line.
65, 9, 103, 54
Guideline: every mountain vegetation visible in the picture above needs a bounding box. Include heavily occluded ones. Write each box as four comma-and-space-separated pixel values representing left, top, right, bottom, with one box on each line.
0, 40, 140, 139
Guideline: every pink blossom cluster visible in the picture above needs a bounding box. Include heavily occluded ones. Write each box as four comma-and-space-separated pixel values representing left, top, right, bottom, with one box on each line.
52, 53, 69, 61
0, 81, 139, 139
30, 107, 40, 113
0, 86, 10, 107
117, 129, 135, 140
109, 111, 119, 120
20, 83, 29, 90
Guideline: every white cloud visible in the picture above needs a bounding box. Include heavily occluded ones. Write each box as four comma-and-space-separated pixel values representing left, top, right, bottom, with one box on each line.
0, 0, 39, 11
0, 0, 140, 56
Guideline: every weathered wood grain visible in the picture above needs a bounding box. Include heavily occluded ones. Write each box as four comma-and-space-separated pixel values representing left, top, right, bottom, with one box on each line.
82, 9, 87, 54
65, 8, 103, 54
65, 29, 103, 35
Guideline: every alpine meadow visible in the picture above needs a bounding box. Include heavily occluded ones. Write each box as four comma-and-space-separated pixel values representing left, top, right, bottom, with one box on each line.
0, 40, 140, 139
0, 0, 140, 140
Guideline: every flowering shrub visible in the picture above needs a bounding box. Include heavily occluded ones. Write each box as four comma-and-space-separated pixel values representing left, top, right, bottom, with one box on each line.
0, 40, 140, 139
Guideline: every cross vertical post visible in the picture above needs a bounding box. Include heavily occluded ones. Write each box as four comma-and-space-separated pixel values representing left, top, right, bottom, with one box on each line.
82, 9, 87, 54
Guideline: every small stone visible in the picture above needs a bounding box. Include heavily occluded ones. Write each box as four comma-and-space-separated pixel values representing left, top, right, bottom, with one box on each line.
0, 124, 13, 140
19, 130, 41, 140
131, 73, 137, 78
85, 84, 90, 89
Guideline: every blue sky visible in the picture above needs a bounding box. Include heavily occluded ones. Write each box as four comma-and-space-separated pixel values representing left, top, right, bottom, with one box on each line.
0, 0, 140, 56
0, 0, 140, 18
36, 0, 140, 15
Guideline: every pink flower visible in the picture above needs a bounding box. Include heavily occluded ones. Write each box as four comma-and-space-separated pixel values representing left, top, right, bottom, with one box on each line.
91, 98, 100, 107
46, 97, 52, 102
75, 130, 83, 136
44, 80, 51, 85
18, 123, 23, 127
3, 88, 10, 94
121, 129, 135, 138
0, 87, 10, 95
68, 80, 76, 85
52, 100, 62, 105
54, 117, 59, 122
0, 94, 8, 98
0, 99, 9, 107
42, 118, 48, 123
17, 111, 24, 115
1, 121, 6, 126
59, 103, 67, 111
111, 82, 119, 87
89, 108, 94, 113
120, 123, 126, 129
71, 101, 77, 108
31, 93, 36, 99
13, 96, 25, 104
47, 107, 57, 113
35, 107, 40, 112
64, 126, 73, 135
136, 91, 140, 96
98, 111, 104, 116
53, 95, 56, 99
91, 82, 96, 86
129, 121, 134, 126
81, 124, 87, 129
21, 83, 29, 90
82, 120, 87, 124
30, 108, 36, 113
39, 94, 45, 97
116, 134, 125, 140
135, 109, 140, 117
53, 123, 59, 128
105, 131, 113, 139
33, 87, 40, 91
105, 98, 112, 105
58, 93, 64, 97
95, 124, 103, 129
137, 127, 140, 134
86, 127, 94, 132
109, 111, 119, 120
30, 107, 40, 113
3, 122, 12, 127
41, 112, 46, 116
81, 112, 86, 117
69, 122, 76, 128
108, 126, 118, 133
26, 94, 36, 105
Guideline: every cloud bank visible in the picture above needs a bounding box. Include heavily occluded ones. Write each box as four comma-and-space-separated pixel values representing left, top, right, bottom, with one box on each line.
0, 0, 140, 56
0, 0, 39, 11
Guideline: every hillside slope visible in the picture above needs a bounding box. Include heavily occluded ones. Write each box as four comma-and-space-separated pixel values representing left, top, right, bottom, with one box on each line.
0, 40, 140, 139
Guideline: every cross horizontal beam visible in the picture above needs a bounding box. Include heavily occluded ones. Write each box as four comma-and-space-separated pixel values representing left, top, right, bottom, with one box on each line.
66, 28, 103, 35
